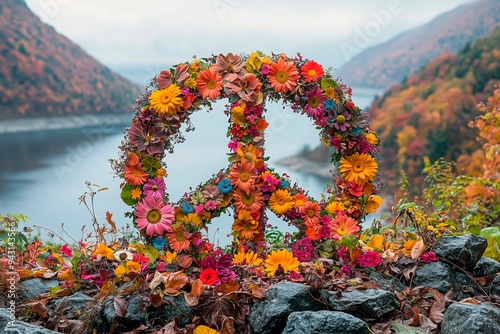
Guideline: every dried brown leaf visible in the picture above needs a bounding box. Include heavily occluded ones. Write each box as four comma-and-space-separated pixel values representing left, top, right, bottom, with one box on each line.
251, 285, 267, 299
58, 319, 85, 334
403, 265, 417, 281
150, 271, 165, 290
419, 314, 437, 332
410, 237, 426, 260
215, 280, 240, 295
151, 320, 178, 334
220, 317, 236, 334
25, 301, 48, 318
150, 291, 163, 308
114, 297, 129, 317
459, 297, 482, 305
201, 296, 239, 328
105, 211, 117, 232
164, 271, 189, 296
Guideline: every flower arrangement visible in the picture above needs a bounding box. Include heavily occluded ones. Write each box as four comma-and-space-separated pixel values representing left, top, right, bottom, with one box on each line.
111, 51, 384, 277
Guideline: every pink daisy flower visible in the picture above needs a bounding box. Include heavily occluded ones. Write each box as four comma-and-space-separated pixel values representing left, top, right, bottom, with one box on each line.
134, 197, 174, 236
304, 87, 326, 118
143, 177, 166, 199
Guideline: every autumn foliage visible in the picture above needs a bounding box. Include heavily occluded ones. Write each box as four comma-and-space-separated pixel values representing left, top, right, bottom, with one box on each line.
0, 0, 140, 120
369, 28, 500, 193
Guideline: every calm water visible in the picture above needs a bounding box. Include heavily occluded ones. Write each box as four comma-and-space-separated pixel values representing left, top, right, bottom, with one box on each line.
0, 88, 380, 244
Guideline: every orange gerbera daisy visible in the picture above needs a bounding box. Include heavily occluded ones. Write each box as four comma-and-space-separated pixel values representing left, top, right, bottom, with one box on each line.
124, 163, 149, 186
325, 201, 346, 214
365, 195, 383, 213
166, 224, 191, 252
228, 160, 259, 194
269, 189, 294, 215
149, 84, 183, 115
232, 210, 260, 240
267, 57, 299, 93
233, 187, 265, 212
265, 249, 300, 276
181, 213, 203, 228
293, 193, 309, 209
302, 201, 321, 226
329, 214, 360, 240
339, 152, 378, 185
232, 250, 263, 266
196, 68, 223, 100
236, 143, 263, 166
301, 60, 324, 82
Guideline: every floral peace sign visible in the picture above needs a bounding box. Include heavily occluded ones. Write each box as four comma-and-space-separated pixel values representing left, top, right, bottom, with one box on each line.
113, 51, 383, 271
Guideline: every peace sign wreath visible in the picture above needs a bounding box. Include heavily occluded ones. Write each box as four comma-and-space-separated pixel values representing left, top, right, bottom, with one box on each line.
113, 51, 383, 277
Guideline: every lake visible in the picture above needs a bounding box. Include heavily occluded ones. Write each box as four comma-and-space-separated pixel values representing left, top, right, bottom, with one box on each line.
0, 87, 381, 245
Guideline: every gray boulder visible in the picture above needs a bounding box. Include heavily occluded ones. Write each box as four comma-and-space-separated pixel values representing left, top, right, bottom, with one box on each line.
434, 235, 487, 271
327, 288, 399, 318
248, 282, 323, 334
18, 279, 59, 302
414, 261, 454, 293
0, 308, 58, 333
473, 256, 500, 277
369, 272, 405, 292
282, 310, 370, 334
441, 302, 500, 334
489, 275, 500, 296
53, 291, 93, 316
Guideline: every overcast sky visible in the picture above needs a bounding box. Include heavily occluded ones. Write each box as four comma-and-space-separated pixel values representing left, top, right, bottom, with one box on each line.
25, 0, 475, 84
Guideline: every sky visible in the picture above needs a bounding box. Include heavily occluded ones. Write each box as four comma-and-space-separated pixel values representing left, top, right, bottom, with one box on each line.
25, 0, 475, 84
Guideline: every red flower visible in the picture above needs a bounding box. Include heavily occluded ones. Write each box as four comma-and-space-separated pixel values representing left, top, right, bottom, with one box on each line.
345, 101, 355, 110
60, 244, 73, 257
357, 250, 382, 268
200, 268, 219, 286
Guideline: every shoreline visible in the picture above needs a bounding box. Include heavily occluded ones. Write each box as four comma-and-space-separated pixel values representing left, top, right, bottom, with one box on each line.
275, 155, 333, 180
0, 113, 133, 134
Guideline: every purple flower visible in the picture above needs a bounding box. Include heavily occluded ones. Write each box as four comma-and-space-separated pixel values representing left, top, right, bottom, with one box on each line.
143, 177, 166, 199
333, 110, 352, 132
128, 122, 166, 155
202, 254, 237, 282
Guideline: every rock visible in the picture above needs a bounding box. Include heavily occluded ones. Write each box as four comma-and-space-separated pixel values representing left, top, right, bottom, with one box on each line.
100, 294, 149, 333
149, 295, 193, 327
18, 279, 59, 302
441, 302, 500, 334
369, 272, 405, 292
327, 288, 399, 318
434, 235, 487, 271
248, 282, 323, 334
0, 308, 59, 333
472, 257, 500, 277
453, 271, 475, 299
282, 310, 370, 334
414, 261, 454, 293
489, 275, 500, 296
53, 291, 93, 316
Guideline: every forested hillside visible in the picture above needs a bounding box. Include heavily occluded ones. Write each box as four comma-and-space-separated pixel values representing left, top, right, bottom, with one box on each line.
370, 28, 500, 191
0, 0, 140, 120
337, 0, 500, 88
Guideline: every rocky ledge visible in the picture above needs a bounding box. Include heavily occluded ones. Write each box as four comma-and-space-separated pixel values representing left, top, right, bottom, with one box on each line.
2, 234, 500, 334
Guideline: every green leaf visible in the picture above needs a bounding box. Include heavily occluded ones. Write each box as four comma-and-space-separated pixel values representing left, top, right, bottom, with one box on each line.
391, 321, 429, 334
0, 231, 8, 242
142, 246, 159, 263
320, 77, 337, 90
120, 184, 139, 206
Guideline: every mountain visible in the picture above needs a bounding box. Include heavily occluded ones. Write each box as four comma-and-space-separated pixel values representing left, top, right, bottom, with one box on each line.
369, 28, 500, 191
0, 0, 141, 121
336, 0, 500, 88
